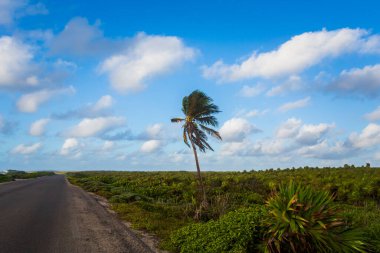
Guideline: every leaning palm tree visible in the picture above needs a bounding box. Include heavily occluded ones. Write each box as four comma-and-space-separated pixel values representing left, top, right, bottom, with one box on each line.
171, 90, 222, 209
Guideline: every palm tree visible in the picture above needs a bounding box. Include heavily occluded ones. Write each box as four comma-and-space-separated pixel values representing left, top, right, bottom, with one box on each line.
171, 90, 222, 207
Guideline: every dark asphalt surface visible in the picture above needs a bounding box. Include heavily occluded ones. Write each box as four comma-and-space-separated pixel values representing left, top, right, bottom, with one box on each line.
0, 175, 154, 253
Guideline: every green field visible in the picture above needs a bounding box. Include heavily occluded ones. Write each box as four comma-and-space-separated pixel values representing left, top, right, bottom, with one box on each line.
67, 166, 380, 252
0, 170, 55, 183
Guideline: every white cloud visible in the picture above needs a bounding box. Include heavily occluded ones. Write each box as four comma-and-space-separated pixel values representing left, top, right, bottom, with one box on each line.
60, 138, 79, 156
238, 84, 265, 97
52, 95, 114, 120
0, 36, 35, 87
220, 141, 250, 156
364, 106, 380, 121
0, 114, 16, 134
220, 139, 289, 157
203, 28, 377, 82
361, 35, 380, 54
278, 97, 310, 112
92, 95, 114, 111
50, 17, 112, 56
349, 123, 380, 148
276, 118, 302, 138
245, 109, 268, 118
328, 64, 380, 97
0, 0, 23, 25
140, 140, 161, 153
145, 124, 164, 139
296, 123, 335, 145
219, 118, 259, 142
276, 118, 334, 145
266, 75, 303, 96
253, 139, 289, 155
17, 86, 75, 113
12, 142, 42, 155
99, 33, 195, 93
67, 116, 126, 137
102, 140, 114, 151
298, 140, 350, 159
0, 0, 48, 25
29, 118, 49, 136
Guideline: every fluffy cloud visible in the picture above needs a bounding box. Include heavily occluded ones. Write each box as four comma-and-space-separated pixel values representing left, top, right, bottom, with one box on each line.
29, 118, 49, 136
349, 123, 380, 148
140, 140, 161, 153
203, 28, 377, 82
238, 84, 265, 97
364, 106, 380, 121
99, 33, 195, 93
12, 142, 42, 155
17, 86, 75, 113
327, 64, 380, 97
276, 118, 334, 145
52, 95, 114, 119
0, 114, 16, 135
0, 36, 36, 88
60, 138, 79, 156
266, 75, 303, 96
92, 95, 114, 111
361, 35, 380, 54
144, 124, 164, 139
276, 118, 302, 138
296, 123, 335, 145
244, 109, 268, 118
298, 140, 351, 159
67, 116, 126, 137
50, 17, 114, 56
219, 118, 259, 142
278, 97, 310, 112
102, 140, 114, 151
220, 139, 290, 157
220, 141, 250, 156
0, 0, 47, 25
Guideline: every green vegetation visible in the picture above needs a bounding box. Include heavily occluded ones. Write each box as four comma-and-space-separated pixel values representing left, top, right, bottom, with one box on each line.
264, 182, 366, 253
171, 90, 222, 217
67, 166, 380, 252
0, 170, 55, 182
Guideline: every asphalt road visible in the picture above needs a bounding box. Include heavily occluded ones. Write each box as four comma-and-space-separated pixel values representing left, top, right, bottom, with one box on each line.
0, 175, 154, 253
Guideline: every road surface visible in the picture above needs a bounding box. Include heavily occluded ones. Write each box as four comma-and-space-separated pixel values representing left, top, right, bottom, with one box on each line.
0, 175, 154, 253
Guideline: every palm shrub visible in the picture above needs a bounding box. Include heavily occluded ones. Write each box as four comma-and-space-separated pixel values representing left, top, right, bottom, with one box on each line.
264, 181, 367, 253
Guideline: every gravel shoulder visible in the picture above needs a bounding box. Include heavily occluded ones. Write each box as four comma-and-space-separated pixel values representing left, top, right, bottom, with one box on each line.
67, 179, 156, 253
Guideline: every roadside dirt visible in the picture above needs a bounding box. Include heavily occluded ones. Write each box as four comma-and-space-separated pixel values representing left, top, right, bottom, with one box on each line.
88, 192, 169, 253
67, 180, 156, 253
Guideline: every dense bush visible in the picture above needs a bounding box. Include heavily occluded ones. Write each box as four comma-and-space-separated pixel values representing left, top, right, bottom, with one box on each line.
0, 170, 54, 182
0, 173, 12, 183
170, 205, 266, 253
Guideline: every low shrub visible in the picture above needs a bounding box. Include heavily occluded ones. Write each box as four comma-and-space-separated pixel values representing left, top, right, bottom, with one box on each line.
170, 205, 266, 253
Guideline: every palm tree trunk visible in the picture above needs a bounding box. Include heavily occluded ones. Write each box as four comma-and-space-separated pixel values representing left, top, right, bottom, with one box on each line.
190, 140, 207, 202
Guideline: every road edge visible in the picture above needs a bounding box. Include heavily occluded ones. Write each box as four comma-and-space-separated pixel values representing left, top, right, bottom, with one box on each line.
65, 177, 168, 253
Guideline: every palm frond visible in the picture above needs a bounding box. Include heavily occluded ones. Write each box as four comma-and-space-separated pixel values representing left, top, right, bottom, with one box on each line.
199, 124, 222, 140
196, 116, 219, 127
183, 125, 190, 148
173, 90, 222, 153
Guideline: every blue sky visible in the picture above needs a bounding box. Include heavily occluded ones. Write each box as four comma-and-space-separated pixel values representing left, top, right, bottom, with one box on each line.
1, 0, 380, 171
